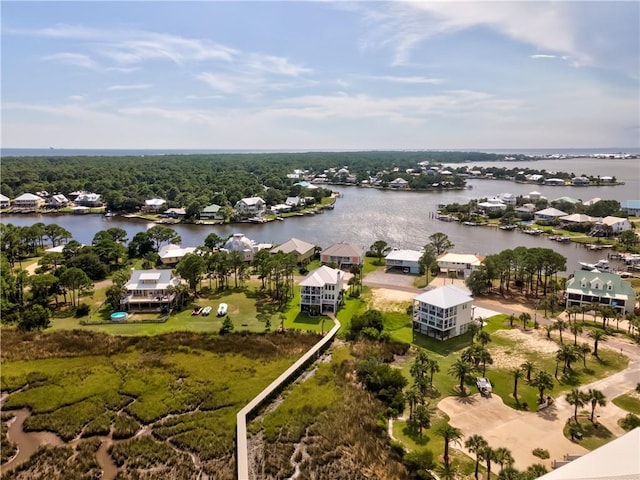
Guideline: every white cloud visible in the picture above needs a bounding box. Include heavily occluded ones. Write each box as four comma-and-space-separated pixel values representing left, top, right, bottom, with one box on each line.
530, 54, 557, 59
357, 75, 444, 84
43, 52, 99, 69
106, 84, 152, 91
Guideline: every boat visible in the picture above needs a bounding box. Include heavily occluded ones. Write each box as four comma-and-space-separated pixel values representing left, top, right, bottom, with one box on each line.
499, 224, 516, 231
579, 259, 610, 272
476, 377, 492, 397
191, 307, 203, 316
523, 228, 543, 235
217, 303, 228, 317
201, 306, 212, 316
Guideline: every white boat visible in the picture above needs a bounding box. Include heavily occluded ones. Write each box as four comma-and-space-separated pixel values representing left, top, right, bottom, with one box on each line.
217, 303, 228, 317
201, 306, 212, 316
579, 259, 610, 272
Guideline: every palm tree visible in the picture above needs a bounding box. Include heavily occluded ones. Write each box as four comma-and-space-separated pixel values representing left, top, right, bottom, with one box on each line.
449, 358, 473, 395
544, 324, 555, 339
511, 368, 525, 402
554, 318, 568, 344
588, 329, 608, 358
479, 445, 497, 479
557, 344, 578, 374
578, 342, 591, 368
427, 358, 440, 387
405, 386, 421, 420
520, 360, 536, 382
464, 434, 488, 480
476, 330, 492, 347
531, 370, 554, 405
438, 424, 463, 469
494, 446, 514, 471
413, 403, 433, 435
570, 321, 583, 346
565, 388, 587, 422
519, 312, 531, 331
467, 321, 480, 343
478, 348, 493, 376
587, 389, 607, 423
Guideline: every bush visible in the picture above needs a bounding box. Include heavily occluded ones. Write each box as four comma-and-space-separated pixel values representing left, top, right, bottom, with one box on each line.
532, 448, 550, 459
620, 413, 640, 431
403, 449, 435, 474
75, 303, 91, 317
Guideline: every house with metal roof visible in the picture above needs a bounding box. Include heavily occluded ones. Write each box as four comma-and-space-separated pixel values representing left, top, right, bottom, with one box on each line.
121, 269, 182, 312
144, 198, 167, 213
0, 194, 11, 209
565, 270, 636, 314
271, 238, 315, 265
599, 216, 633, 234
388, 177, 410, 189
158, 244, 197, 265
412, 285, 474, 340
534, 207, 568, 222
74, 192, 102, 207
13, 193, 45, 209
299, 265, 344, 315
321, 242, 364, 268
385, 249, 422, 274
234, 196, 266, 218
621, 200, 640, 216
437, 253, 484, 278
200, 204, 224, 220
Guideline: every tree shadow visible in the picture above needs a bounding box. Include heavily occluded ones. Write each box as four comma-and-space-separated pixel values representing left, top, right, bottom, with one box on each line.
401, 423, 431, 446
537, 404, 559, 422
292, 313, 326, 327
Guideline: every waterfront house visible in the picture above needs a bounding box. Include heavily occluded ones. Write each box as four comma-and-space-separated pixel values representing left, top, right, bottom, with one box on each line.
285, 196, 305, 208
144, 198, 167, 213
534, 207, 568, 222
385, 249, 421, 274
223, 233, 258, 261
200, 204, 224, 220
412, 285, 474, 340
598, 216, 632, 234
498, 193, 516, 205
164, 207, 186, 219
571, 176, 590, 186
565, 270, 635, 314
74, 192, 102, 207
299, 265, 344, 315
436, 253, 484, 278
0, 194, 11, 208
477, 201, 507, 212
388, 178, 410, 189
13, 193, 45, 209
48, 194, 69, 208
515, 203, 537, 218
271, 237, 315, 265
158, 244, 197, 265
321, 242, 364, 268
234, 197, 266, 218
526, 174, 544, 183
544, 178, 567, 186
621, 200, 640, 216
600, 176, 614, 183
552, 196, 581, 205
121, 269, 182, 312
559, 213, 598, 225
270, 204, 292, 214
527, 191, 543, 201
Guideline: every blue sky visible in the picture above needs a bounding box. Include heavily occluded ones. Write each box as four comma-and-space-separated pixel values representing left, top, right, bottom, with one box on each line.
2, 1, 638, 150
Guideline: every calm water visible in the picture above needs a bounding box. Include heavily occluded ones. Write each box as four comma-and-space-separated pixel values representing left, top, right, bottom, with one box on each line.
3, 157, 637, 275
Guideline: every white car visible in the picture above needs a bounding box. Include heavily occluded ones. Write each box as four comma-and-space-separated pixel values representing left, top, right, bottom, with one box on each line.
217, 303, 228, 317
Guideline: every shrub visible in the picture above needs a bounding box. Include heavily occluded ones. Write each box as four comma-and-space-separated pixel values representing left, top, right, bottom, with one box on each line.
620, 413, 640, 431
403, 449, 435, 474
75, 303, 91, 317
532, 448, 550, 459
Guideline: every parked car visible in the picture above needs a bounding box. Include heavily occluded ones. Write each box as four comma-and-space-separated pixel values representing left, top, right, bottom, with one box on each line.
217, 303, 228, 317
191, 307, 203, 316
201, 306, 212, 316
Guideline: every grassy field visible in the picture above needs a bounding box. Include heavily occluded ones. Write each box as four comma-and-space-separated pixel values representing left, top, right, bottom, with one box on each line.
612, 391, 640, 415
1, 329, 321, 478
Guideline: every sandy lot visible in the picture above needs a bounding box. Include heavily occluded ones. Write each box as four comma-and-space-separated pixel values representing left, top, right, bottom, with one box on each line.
368, 288, 415, 311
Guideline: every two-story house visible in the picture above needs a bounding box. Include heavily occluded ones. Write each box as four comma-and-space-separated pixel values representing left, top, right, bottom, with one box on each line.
320, 242, 363, 268
412, 285, 474, 340
0, 194, 11, 209
13, 193, 45, 209
120, 269, 182, 312
565, 270, 636, 314
144, 198, 167, 213
271, 238, 315, 265
436, 253, 484, 278
74, 192, 102, 207
299, 265, 344, 315
234, 197, 266, 218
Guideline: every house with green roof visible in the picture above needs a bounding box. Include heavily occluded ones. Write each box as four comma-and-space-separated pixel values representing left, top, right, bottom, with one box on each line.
200, 204, 224, 220
565, 270, 636, 314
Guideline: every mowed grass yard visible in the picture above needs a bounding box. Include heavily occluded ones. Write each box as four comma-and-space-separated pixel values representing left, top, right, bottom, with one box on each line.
48, 277, 338, 336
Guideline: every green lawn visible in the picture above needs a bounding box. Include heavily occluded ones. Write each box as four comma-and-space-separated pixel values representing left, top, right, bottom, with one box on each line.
612, 391, 640, 414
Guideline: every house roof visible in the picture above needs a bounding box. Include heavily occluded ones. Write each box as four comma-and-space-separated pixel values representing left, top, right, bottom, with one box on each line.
14, 193, 44, 201
560, 213, 597, 223
390, 177, 409, 184
0, 194, 9, 202
537, 427, 640, 480
76, 192, 101, 201
414, 285, 473, 308
621, 200, 640, 209
126, 269, 180, 290
600, 216, 629, 226
535, 207, 568, 217
552, 196, 581, 204
165, 207, 186, 215
386, 249, 422, 262
437, 253, 484, 267
566, 270, 635, 298
271, 238, 315, 256
299, 265, 342, 287
322, 242, 364, 258
158, 244, 196, 259
50, 194, 69, 203
201, 204, 221, 213
238, 196, 264, 206
145, 198, 166, 206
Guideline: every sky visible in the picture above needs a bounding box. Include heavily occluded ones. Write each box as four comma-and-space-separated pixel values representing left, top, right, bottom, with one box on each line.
1, 1, 639, 151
